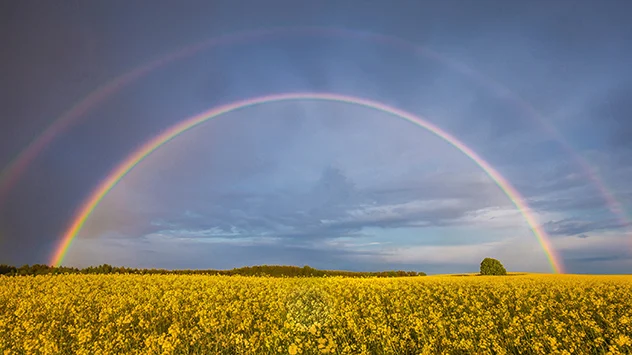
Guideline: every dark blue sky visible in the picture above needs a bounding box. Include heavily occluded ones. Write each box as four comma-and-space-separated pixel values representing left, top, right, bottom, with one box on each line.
1, 0, 631, 273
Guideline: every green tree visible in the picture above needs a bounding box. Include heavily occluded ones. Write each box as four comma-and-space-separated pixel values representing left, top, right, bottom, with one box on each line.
0, 264, 16, 275
480, 257, 507, 275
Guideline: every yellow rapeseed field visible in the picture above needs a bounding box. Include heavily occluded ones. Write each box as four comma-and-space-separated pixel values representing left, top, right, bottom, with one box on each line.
1, 274, 631, 354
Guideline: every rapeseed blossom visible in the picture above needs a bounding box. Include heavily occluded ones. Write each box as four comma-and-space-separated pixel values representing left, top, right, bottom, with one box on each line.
0, 274, 630, 354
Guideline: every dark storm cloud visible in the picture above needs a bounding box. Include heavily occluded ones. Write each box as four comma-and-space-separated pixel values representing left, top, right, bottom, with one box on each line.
0, 1, 112, 168
2, 0, 632, 273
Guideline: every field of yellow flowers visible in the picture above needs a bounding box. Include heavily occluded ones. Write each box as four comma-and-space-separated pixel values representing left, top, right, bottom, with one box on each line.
1, 274, 631, 354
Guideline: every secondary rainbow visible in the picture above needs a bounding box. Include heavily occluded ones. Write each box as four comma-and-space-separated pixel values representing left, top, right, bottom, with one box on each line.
2, 26, 627, 231
50, 93, 565, 273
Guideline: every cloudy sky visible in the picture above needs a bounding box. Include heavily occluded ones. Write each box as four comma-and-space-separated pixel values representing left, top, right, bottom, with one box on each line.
1, 0, 631, 274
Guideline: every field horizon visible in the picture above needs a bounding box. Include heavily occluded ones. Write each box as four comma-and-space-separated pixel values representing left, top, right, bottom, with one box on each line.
4, 262, 632, 277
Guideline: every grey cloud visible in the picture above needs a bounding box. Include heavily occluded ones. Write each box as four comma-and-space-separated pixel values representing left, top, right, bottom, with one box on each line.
565, 254, 631, 264
124, 167, 515, 244
560, 244, 632, 274
543, 218, 629, 237
529, 191, 614, 213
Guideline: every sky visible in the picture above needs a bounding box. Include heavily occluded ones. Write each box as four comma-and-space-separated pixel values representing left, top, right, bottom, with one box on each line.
1, 0, 631, 274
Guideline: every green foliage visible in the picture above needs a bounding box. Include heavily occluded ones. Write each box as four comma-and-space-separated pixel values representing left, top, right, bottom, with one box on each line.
0, 263, 425, 278
0, 264, 17, 275
480, 258, 507, 275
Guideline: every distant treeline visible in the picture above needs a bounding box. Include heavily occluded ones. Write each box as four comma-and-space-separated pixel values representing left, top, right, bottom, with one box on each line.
0, 264, 425, 277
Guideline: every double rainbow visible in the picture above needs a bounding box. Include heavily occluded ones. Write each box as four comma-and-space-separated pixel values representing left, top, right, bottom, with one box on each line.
1, 27, 627, 232
50, 93, 565, 273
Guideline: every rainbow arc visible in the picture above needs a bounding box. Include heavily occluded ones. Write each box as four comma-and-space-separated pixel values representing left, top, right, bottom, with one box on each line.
50, 93, 565, 273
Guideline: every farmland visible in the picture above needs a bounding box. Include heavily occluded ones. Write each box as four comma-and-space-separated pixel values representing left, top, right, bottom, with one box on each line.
1, 274, 631, 354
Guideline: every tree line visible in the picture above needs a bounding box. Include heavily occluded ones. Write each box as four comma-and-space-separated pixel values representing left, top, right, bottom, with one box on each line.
0, 264, 425, 277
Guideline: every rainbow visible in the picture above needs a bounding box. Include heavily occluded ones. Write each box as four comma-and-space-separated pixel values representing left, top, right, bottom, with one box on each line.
50, 93, 565, 273
0, 28, 282, 204
1, 26, 628, 231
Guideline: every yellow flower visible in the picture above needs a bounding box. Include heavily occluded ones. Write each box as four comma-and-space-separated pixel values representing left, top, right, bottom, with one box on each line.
0, 273, 631, 354
615, 335, 631, 347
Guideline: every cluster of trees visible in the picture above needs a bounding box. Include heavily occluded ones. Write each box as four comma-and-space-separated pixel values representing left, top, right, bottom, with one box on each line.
0, 258, 507, 277
0, 264, 425, 278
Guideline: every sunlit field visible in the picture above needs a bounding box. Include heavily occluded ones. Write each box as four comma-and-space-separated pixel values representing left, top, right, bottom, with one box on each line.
1, 274, 631, 354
